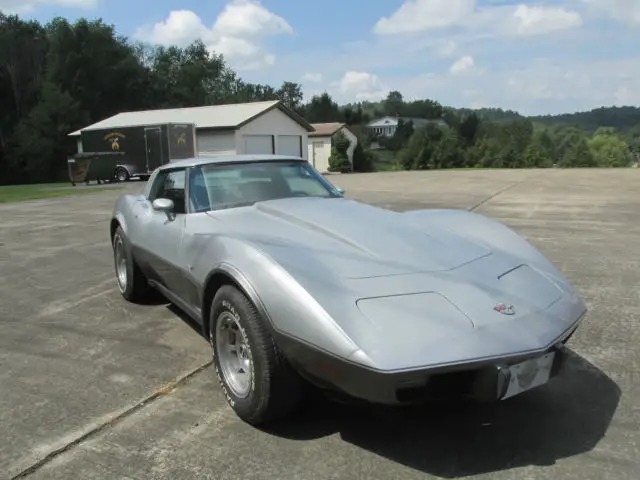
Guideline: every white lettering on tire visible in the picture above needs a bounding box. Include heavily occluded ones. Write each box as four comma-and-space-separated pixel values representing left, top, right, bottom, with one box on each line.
212, 300, 256, 409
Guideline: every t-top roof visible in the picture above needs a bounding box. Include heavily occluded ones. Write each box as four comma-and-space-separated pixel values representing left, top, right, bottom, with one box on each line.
156, 154, 307, 170
68, 100, 314, 136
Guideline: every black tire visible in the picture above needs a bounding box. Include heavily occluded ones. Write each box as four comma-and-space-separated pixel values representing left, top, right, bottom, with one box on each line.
209, 285, 304, 425
112, 226, 153, 302
114, 167, 129, 183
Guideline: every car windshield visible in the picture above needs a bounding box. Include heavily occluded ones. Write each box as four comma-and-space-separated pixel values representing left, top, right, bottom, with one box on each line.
188, 160, 342, 213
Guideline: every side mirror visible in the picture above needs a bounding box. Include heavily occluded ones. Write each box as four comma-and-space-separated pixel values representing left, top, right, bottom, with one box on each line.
335, 187, 345, 195
152, 198, 174, 212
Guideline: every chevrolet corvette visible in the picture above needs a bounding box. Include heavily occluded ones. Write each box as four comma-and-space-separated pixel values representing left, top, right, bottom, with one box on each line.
109, 154, 587, 425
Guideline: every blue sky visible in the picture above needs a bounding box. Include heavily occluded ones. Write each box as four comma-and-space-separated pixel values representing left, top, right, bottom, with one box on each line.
5, 0, 640, 115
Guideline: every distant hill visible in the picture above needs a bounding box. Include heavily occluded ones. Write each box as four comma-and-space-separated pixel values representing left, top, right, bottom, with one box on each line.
344, 99, 640, 131
452, 106, 640, 131
528, 106, 640, 132
450, 107, 523, 122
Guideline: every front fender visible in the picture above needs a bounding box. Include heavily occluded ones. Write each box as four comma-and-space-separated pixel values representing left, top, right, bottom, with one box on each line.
193, 236, 360, 360
110, 195, 134, 239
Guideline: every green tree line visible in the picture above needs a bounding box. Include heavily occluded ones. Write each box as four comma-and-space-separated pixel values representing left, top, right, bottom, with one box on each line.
2, 13, 639, 185
0, 14, 310, 184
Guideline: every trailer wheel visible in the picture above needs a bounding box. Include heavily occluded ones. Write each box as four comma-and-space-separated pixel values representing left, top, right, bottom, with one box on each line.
114, 167, 129, 183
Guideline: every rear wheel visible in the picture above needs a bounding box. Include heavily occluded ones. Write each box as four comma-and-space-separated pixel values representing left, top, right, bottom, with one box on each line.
112, 226, 153, 302
114, 167, 129, 182
209, 285, 304, 425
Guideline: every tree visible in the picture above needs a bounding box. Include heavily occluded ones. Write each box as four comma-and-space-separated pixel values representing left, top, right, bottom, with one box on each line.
384, 90, 404, 116
328, 131, 352, 173
277, 81, 303, 111
6, 81, 85, 183
457, 113, 480, 146
0, 14, 48, 119
588, 131, 632, 167
560, 138, 596, 167
398, 123, 444, 170
303, 92, 340, 123
432, 129, 465, 169
351, 139, 374, 172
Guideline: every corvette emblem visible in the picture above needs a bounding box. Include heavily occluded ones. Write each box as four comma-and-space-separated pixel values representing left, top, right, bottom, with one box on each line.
494, 303, 516, 315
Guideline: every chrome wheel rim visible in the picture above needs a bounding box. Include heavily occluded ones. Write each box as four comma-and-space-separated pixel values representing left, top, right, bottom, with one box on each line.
215, 311, 253, 398
114, 235, 127, 292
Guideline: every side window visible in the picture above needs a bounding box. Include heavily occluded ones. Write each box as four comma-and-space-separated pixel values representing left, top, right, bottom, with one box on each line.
148, 169, 187, 214
188, 167, 211, 213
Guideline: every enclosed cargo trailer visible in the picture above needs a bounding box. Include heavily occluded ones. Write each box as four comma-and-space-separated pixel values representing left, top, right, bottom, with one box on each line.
79, 123, 196, 182
67, 152, 124, 186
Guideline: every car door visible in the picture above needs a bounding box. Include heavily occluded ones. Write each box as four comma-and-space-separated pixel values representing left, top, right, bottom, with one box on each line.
140, 167, 189, 296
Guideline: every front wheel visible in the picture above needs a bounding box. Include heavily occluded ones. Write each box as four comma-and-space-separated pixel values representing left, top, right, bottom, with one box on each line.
209, 285, 304, 425
112, 226, 153, 302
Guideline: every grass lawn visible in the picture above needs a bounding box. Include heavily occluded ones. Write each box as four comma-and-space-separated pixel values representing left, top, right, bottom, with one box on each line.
0, 182, 123, 203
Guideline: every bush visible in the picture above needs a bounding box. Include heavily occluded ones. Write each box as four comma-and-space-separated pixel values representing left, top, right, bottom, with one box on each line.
328, 131, 352, 173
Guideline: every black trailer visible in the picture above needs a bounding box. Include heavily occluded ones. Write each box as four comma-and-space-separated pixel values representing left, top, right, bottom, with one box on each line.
79, 122, 197, 182
67, 152, 124, 186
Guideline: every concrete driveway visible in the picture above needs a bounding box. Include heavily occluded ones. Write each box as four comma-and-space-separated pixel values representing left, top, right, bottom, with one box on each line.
1, 168, 638, 479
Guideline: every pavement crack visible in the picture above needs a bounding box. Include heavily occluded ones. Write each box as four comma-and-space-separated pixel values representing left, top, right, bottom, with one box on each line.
10, 361, 212, 480
468, 173, 538, 212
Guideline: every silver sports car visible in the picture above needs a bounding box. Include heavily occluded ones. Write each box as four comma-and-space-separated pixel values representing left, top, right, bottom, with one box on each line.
110, 154, 587, 425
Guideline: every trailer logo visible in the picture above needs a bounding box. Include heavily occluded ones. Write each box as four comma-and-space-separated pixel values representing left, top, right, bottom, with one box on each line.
104, 132, 126, 151
176, 133, 186, 145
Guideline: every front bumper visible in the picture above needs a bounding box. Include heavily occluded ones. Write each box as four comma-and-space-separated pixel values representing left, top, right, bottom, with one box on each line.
276, 334, 572, 405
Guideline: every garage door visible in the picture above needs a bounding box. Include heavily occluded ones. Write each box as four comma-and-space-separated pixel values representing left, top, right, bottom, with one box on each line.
197, 131, 236, 156
278, 135, 302, 157
243, 135, 274, 154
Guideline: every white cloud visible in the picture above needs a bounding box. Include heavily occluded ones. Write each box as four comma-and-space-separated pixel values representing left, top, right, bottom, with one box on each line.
301, 73, 322, 83
133, 0, 293, 71
373, 0, 476, 35
386, 58, 640, 115
450, 55, 475, 74
0, 0, 96, 14
211, 0, 293, 37
512, 5, 583, 36
329, 71, 387, 101
436, 40, 457, 57
582, 0, 640, 25
372, 0, 582, 37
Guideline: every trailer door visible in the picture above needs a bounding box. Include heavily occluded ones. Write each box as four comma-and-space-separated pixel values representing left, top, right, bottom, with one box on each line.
145, 127, 164, 172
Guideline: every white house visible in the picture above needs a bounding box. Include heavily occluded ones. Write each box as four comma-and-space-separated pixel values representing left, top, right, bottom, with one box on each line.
366, 115, 446, 137
307, 123, 358, 173
68, 100, 314, 159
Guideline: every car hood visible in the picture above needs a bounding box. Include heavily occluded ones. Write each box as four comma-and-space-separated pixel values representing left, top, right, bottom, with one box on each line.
207, 197, 492, 279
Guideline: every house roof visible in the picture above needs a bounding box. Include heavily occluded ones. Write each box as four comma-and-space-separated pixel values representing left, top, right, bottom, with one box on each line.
68, 100, 314, 136
308, 122, 345, 137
